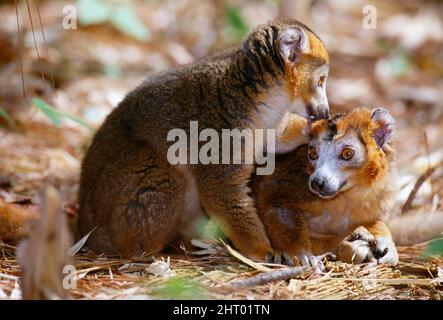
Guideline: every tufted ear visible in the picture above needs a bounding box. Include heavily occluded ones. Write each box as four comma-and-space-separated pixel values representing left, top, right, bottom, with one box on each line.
371, 108, 395, 148
279, 27, 309, 63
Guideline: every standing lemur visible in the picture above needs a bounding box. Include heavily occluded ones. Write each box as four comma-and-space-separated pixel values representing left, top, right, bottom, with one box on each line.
77, 19, 331, 259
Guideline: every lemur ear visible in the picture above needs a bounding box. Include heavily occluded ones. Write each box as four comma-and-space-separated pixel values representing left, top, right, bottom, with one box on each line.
371, 108, 395, 148
279, 27, 309, 63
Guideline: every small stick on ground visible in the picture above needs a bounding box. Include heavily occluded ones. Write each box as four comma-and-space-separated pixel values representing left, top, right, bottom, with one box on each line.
222, 241, 271, 272
402, 161, 442, 214
229, 266, 310, 288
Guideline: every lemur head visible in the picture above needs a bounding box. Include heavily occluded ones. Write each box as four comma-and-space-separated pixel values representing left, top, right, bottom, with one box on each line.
243, 19, 330, 120
306, 107, 395, 199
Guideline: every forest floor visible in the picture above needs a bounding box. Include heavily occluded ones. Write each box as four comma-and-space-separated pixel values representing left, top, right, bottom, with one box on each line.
1, 239, 442, 299
0, 0, 443, 299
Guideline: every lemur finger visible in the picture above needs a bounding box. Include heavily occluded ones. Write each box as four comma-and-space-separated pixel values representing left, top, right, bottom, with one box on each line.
282, 252, 295, 266
347, 226, 374, 243
299, 255, 310, 267
308, 255, 318, 267
315, 260, 325, 272
317, 252, 336, 261
351, 243, 372, 264
372, 244, 388, 260
273, 253, 282, 265
308, 256, 324, 272
371, 237, 399, 266
265, 252, 273, 263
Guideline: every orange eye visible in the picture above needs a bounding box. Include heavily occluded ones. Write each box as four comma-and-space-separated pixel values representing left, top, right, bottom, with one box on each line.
341, 148, 354, 160
318, 76, 326, 87
308, 146, 318, 160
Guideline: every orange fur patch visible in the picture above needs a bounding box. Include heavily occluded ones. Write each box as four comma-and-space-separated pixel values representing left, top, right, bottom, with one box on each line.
278, 114, 307, 144
307, 32, 329, 64
283, 64, 299, 101
283, 29, 329, 101
309, 119, 329, 138
310, 108, 391, 187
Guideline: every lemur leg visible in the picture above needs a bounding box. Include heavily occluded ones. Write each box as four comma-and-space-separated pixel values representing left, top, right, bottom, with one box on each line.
194, 164, 273, 260
80, 142, 188, 257
337, 222, 398, 266
171, 171, 207, 251
261, 207, 335, 268
275, 113, 308, 153
261, 207, 312, 266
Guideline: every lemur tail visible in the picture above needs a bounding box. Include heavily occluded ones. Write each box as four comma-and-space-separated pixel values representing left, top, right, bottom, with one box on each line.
388, 211, 443, 246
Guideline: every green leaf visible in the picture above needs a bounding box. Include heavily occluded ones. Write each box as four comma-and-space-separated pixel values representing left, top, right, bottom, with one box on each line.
424, 238, 443, 257
32, 98, 92, 130
0, 107, 15, 129
388, 54, 411, 77
102, 65, 122, 77
225, 6, 249, 38
78, 0, 112, 26
152, 278, 208, 300
62, 112, 94, 130
110, 5, 150, 42
77, 0, 150, 42
32, 98, 62, 127
199, 218, 226, 241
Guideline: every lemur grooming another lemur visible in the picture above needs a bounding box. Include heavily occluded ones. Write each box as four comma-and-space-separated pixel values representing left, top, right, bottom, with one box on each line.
77, 19, 331, 260
1, 20, 441, 266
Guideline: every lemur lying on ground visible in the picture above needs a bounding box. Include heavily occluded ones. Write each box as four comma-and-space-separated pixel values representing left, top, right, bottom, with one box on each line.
252, 107, 443, 267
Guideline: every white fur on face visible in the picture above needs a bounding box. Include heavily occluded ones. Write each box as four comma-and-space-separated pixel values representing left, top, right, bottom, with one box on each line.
252, 64, 329, 129
311, 78, 328, 109
308, 65, 329, 106
309, 132, 366, 198
298, 64, 330, 120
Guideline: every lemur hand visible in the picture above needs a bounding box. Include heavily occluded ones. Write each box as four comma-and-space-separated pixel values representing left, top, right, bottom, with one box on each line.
337, 226, 398, 266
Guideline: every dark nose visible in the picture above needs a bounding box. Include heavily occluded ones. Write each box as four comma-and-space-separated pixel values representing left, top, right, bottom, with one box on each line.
306, 104, 330, 121
310, 176, 325, 193
318, 106, 329, 120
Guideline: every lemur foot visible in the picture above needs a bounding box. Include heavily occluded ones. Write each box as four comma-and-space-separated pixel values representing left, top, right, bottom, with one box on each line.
298, 252, 336, 272
265, 251, 336, 269
265, 251, 295, 266
338, 226, 398, 266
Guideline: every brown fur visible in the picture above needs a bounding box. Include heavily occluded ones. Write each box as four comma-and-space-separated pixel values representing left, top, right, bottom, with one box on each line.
77, 19, 329, 259
0, 199, 38, 242
251, 108, 396, 261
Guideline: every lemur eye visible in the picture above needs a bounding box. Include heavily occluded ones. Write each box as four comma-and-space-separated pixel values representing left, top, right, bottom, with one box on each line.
308, 146, 318, 160
318, 76, 326, 87
341, 148, 355, 160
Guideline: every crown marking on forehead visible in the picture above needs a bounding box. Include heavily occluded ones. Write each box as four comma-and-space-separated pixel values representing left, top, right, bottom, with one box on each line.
324, 113, 345, 141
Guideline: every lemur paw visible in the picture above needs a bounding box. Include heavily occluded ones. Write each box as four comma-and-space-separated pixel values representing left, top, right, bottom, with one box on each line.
297, 251, 336, 272
370, 237, 399, 266
338, 227, 398, 266
347, 226, 375, 243
265, 251, 295, 266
